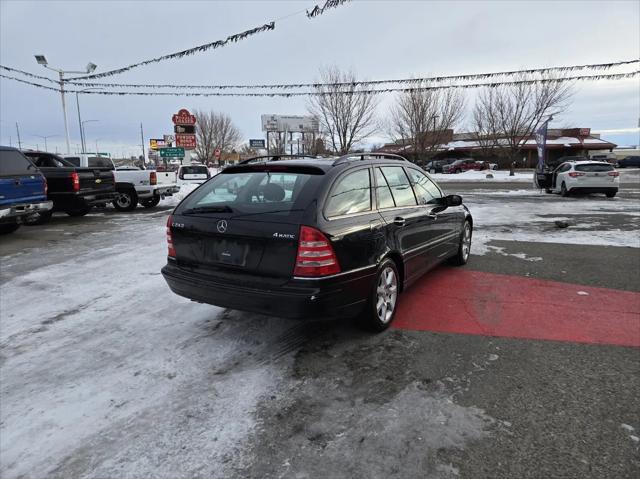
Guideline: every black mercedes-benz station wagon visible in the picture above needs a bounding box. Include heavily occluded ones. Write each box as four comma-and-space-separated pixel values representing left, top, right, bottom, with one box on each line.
162, 154, 473, 331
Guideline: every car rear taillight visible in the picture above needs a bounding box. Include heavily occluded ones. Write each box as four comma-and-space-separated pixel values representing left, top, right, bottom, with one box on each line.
150, 171, 157, 185
44, 178, 48, 196
166, 215, 176, 258
293, 226, 340, 277
568, 172, 586, 177
70, 172, 80, 191
608, 171, 620, 177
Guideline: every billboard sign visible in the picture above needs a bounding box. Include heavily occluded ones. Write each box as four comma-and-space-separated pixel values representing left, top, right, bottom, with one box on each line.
175, 133, 196, 149
261, 114, 319, 133
249, 139, 266, 149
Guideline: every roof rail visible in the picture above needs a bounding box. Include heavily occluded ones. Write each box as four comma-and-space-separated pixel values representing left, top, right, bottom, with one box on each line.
238, 154, 321, 165
332, 153, 409, 166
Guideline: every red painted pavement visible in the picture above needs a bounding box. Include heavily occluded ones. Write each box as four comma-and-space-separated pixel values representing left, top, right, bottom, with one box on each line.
392, 268, 640, 347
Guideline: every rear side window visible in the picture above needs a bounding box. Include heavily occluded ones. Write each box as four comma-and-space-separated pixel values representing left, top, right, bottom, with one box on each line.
88, 157, 114, 168
575, 164, 614, 172
65, 156, 80, 166
0, 150, 36, 176
374, 168, 395, 209
325, 169, 372, 218
380, 166, 416, 207
177, 168, 321, 218
407, 169, 442, 205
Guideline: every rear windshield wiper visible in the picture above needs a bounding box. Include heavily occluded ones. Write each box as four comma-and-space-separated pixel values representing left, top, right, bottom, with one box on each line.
181, 205, 233, 215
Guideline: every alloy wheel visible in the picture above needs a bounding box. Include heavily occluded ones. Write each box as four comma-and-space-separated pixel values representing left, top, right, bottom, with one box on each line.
376, 266, 398, 324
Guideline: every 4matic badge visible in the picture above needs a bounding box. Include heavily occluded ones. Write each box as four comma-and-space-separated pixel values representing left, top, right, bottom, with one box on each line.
273, 232, 296, 239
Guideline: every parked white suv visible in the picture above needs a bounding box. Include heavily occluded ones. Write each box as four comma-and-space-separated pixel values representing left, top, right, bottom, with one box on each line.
177, 164, 211, 187
546, 160, 619, 198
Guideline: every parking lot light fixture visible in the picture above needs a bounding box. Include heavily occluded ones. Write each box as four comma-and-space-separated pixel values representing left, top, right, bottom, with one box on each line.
34, 55, 98, 154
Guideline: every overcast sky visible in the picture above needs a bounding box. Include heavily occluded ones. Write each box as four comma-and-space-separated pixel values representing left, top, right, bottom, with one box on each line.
1, 0, 638, 157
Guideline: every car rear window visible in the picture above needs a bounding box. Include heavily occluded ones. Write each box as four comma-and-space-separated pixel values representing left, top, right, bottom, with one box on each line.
88, 157, 114, 168
65, 156, 81, 166
175, 167, 323, 219
575, 164, 614, 172
180, 166, 209, 178
0, 150, 37, 176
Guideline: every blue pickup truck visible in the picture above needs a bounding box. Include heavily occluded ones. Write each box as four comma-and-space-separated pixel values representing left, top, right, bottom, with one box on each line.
0, 146, 53, 234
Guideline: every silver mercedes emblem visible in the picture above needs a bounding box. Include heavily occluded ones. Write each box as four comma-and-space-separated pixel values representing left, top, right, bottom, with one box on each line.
216, 220, 228, 233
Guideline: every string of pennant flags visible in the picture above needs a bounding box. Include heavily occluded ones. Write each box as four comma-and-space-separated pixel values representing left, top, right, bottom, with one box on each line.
2, 70, 637, 98
1, 59, 638, 93
63, 0, 352, 81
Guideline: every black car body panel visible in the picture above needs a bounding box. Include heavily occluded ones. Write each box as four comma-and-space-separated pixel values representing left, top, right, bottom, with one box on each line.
162, 154, 472, 320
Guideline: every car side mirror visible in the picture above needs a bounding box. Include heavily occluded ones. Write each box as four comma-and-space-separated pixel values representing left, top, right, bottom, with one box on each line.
446, 194, 462, 207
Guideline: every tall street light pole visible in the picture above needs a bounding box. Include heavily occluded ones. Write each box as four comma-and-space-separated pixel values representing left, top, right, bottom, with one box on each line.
81, 120, 99, 153
35, 55, 97, 154
33, 134, 58, 152
75, 88, 103, 153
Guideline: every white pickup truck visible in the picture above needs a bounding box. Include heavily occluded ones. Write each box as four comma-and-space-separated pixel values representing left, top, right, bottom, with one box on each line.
63, 155, 179, 211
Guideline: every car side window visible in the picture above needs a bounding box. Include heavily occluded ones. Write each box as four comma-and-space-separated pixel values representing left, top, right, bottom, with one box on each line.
325, 169, 372, 218
380, 166, 416, 207
407, 168, 442, 205
65, 157, 80, 166
374, 168, 395, 209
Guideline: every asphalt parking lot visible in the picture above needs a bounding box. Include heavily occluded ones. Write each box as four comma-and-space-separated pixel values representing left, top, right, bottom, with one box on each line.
1, 179, 639, 478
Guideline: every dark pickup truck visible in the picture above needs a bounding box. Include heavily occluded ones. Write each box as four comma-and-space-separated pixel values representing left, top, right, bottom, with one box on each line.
0, 146, 52, 234
23, 151, 116, 221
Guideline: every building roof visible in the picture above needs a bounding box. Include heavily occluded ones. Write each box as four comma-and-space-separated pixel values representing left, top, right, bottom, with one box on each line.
375, 128, 617, 155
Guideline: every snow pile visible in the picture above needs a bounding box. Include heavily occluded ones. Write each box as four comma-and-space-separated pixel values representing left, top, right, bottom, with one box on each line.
0, 214, 289, 478
431, 170, 533, 182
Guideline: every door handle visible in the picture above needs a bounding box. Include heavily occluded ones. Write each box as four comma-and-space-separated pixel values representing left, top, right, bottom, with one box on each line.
393, 217, 406, 226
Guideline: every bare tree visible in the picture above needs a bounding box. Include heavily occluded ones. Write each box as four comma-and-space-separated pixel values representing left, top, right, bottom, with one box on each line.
194, 110, 242, 163
389, 85, 465, 161
472, 74, 574, 163
307, 66, 378, 154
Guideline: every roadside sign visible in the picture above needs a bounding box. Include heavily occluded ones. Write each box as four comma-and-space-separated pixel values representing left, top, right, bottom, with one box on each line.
176, 134, 196, 149
160, 147, 185, 158
150, 138, 166, 150
172, 108, 196, 125
214, 148, 221, 159
174, 125, 195, 134
164, 134, 175, 145
249, 139, 266, 149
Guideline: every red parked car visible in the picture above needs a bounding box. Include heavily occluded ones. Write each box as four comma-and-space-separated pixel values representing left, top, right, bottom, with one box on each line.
443, 159, 486, 174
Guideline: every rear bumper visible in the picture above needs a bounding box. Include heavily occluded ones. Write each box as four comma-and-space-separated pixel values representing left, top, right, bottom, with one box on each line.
0, 201, 53, 222
161, 262, 375, 320
137, 185, 180, 199
83, 192, 118, 205
568, 186, 618, 194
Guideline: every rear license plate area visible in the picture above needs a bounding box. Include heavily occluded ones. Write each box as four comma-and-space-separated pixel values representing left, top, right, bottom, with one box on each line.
204, 239, 249, 266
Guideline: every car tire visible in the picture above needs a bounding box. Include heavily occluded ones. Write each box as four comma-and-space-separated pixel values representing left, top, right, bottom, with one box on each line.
449, 220, 472, 266
606, 190, 617, 198
0, 223, 20, 235
139, 196, 161, 208
23, 210, 53, 225
65, 206, 91, 217
561, 182, 570, 197
360, 258, 400, 332
113, 189, 138, 212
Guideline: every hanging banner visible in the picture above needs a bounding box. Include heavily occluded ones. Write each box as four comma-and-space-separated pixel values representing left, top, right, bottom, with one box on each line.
535, 118, 551, 173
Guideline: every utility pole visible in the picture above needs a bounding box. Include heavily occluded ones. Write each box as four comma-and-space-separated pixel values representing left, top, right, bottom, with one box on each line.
15, 122, 22, 149
140, 123, 146, 169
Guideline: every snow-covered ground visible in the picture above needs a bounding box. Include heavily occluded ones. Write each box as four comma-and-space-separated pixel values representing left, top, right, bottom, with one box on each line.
431, 170, 533, 182
1, 184, 639, 477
